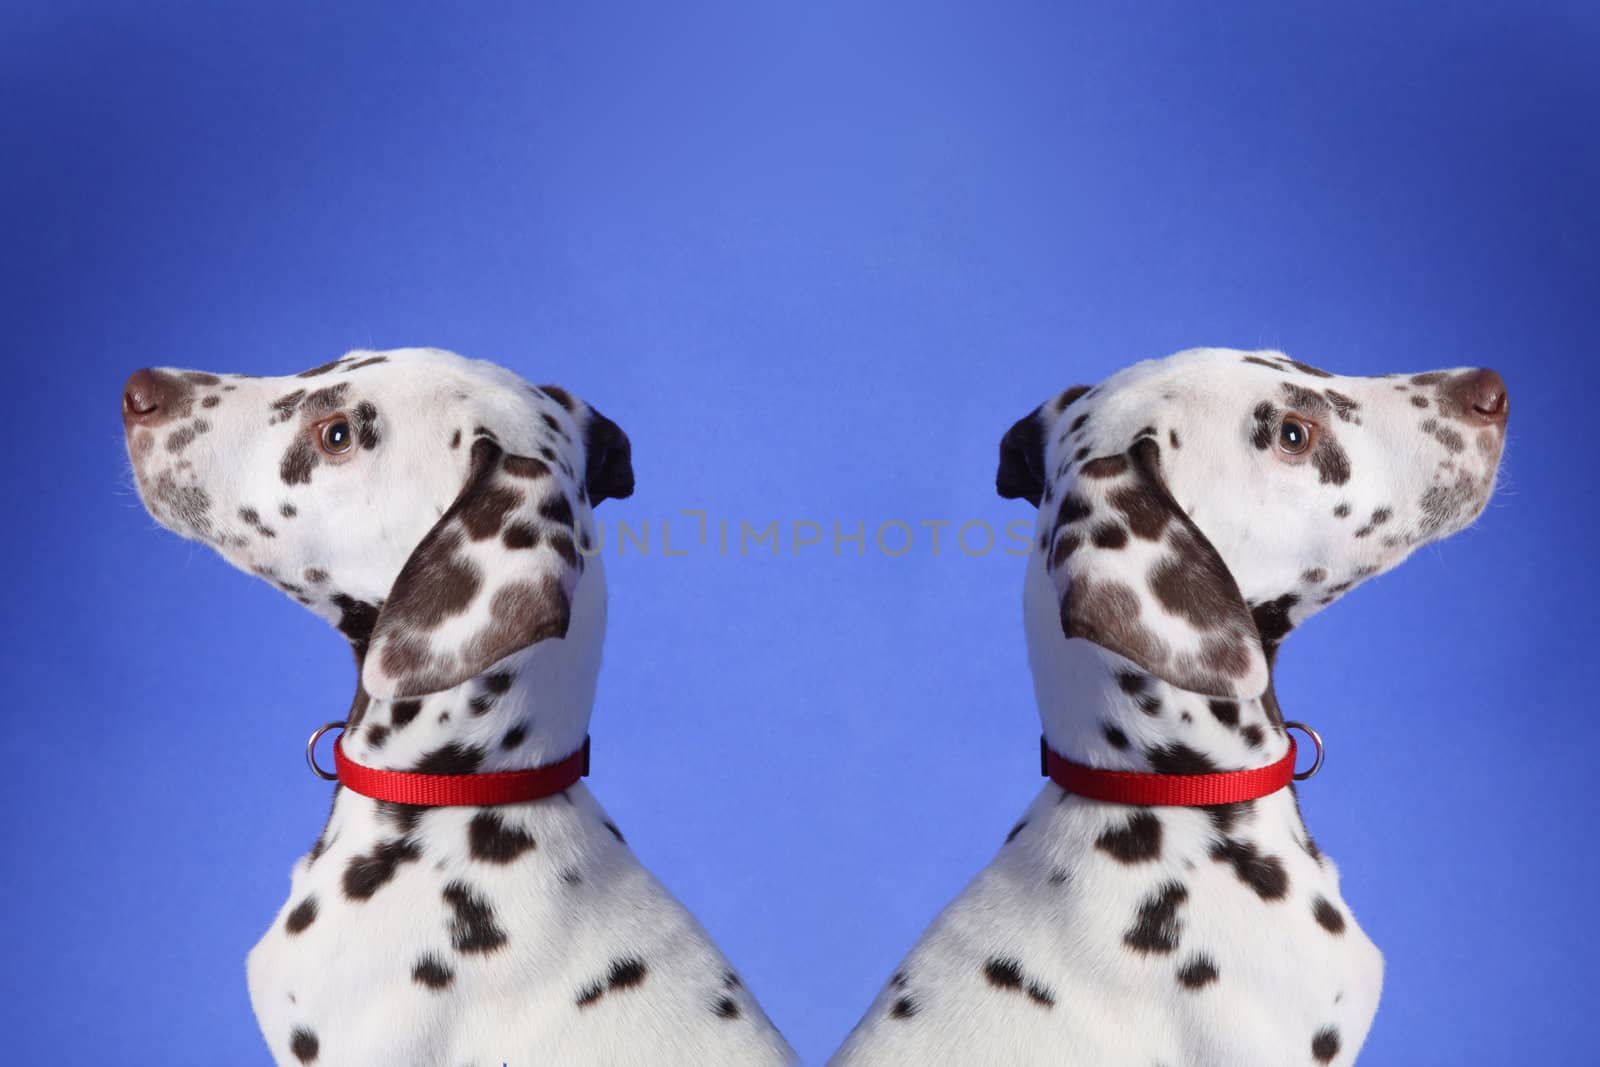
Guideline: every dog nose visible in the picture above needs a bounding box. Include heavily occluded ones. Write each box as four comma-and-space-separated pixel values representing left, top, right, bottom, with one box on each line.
122, 368, 183, 426
1446, 368, 1508, 425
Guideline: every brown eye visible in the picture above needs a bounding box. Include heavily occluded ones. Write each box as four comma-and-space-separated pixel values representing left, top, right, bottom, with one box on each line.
318, 417, 354, 456
1278, 417, 1313, 455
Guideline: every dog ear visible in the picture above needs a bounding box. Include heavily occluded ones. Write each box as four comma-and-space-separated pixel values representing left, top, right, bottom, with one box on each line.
997, 386, 1091, 506
583, 405, 633, 505
360, 434, 591, 700
1039, 436, 1269, 699
997, 408, 1049, 506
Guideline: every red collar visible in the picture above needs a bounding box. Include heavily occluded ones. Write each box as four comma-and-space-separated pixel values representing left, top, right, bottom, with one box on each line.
331, 733, 590, 807
1042, 734, 1303, 806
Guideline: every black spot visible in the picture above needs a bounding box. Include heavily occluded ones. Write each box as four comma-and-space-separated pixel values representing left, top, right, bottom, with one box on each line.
1123, 881, 1188, 954
1095, 811, 1163, 864
1251, 402, 1278, 450
1312, 438, 1352, 486
365, 724, 389, 749
1207, 699, 1239, 727
1116, 671, 1147, 693
501, 724, 527, 750
1210, 838, 1289, 900
609, 957, 648, 990
331, 594, 380, 661
342, 838, 421, 900
576, 983, 605, 1008
890, 996, 917, 1019
284, 896, 317, 934
391, 699, 422, 729
414, 743, 485, 776
1241, 724, 1265, 748
1312, 1027, 1342, 1062
412, 955, 454, 990
603, 820, 626, 844
289, 1027, 319, 1063
1136, 693, 1162, 716
1145, 743, 1218, 776
1176, 954, 1219, 989
443, 881, 507, 954
1006, 820, 1028, 844
353, 401, 380, 449
1102, 723, 1130, 750
1203, 800, 1253, 834
1251, 594, 1299, 659
468, 812, 536, 863
714, 995, 741, 1018
1313, 895, 1346, 934
982, 957, 1055, 1008
296, 358, 344, 378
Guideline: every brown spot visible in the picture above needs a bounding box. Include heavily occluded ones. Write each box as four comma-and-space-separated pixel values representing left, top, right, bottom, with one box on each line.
1311, 438, 1352, 485
468, 811, 536, 863
1124, 881, 1188, 954
443, 881, 507, 954
538, 384, 577, 412
1281, 382, 1331, 415
382, 529, 481, 630
1081, 455, 1128, 479
1095, 811, 1163, 864
1176, 954, 1219, 989
284, 896, 317, 934
459, 485, 524, 540
462, 577, 572, 673
1207, 699, 1239, 727
1210, 838, 1289, 900
1110, 485, 1171, 540
412, 955, 454, 989
1091, 523, 1129, 549
290, 1027, 319, 1063
1312, 1027, 1342, 1063
1250, 402, 1278, 450
1312, 895, 1346, 934
504, 454, 552, 479
342, 838, 421, 901
414, 743, 484, 776
296, 358, 344, 378
280, 439, 319, 485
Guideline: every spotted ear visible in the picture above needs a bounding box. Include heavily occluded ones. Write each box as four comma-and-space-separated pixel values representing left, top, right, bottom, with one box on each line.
1039, 437, 1269, 699
360, 436, 590, 700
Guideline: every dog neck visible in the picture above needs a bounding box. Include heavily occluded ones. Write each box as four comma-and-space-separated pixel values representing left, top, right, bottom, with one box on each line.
1035, 638, 1292, 778
337, 648, 595, 780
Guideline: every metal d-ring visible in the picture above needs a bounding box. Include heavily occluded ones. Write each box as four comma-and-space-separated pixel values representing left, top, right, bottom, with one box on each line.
1284, 721, 1325, 781
306, 721, 346, 781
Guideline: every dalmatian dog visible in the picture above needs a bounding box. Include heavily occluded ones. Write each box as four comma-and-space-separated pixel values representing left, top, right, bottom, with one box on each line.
831, 348, 1508, 1066
121, 348, 795, 1067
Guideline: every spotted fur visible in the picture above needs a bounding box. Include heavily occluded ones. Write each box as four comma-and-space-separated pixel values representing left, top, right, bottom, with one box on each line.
832, 347, 1507, 1066
122, 348, 794, 1066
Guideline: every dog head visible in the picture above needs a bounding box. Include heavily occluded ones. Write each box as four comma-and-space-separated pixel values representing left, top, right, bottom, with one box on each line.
998, 347, 1508, 699
122, 347, 633, 700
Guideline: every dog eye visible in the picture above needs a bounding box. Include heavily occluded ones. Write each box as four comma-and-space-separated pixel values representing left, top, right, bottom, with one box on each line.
318, 418, 354, 456
1278, 418, 1313, 455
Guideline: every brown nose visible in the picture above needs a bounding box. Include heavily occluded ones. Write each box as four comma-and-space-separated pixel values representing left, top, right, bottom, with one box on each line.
122, 368, 184, 426
1445, 368, 1508, 425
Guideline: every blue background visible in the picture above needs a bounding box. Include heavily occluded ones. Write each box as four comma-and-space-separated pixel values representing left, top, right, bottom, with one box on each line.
3, 2, 1595, 1064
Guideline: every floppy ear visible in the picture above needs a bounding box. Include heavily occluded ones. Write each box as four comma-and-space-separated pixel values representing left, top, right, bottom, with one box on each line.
360, 436, 591, 700
1040, 436, 1269, 699
583, 405, 634, 505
